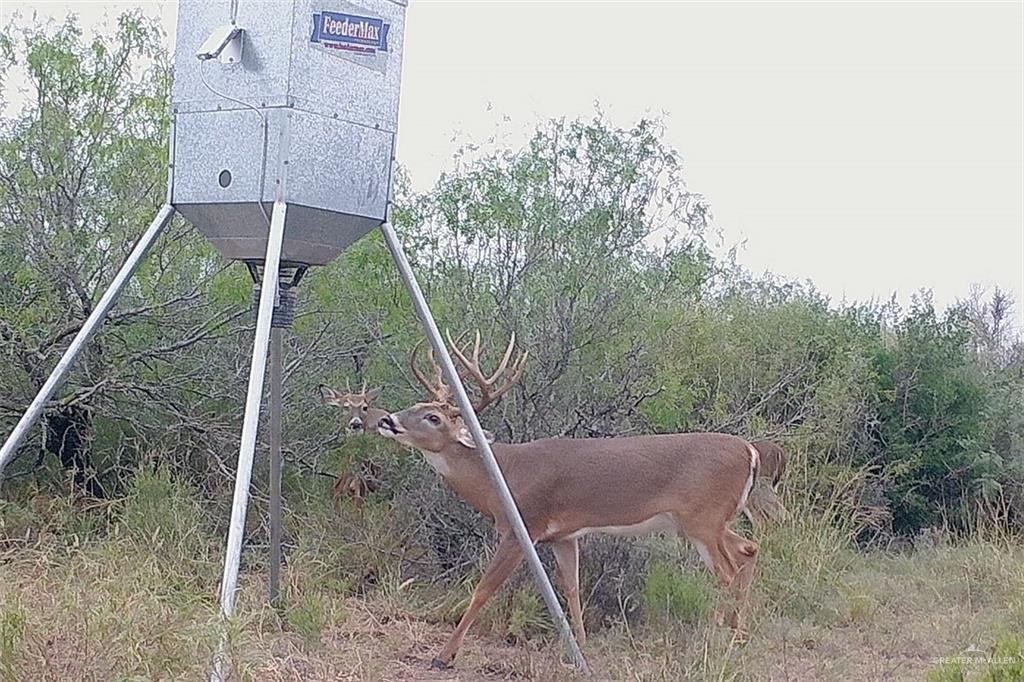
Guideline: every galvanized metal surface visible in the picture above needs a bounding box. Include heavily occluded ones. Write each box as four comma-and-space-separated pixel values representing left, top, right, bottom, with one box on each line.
173, 2, 289, 115
173, 0, 406, 128
176, 201, 383, 266
172, 107, 392, 264
290, 0, 407, 129
171, 108, 270, 205
211, 200, 287, 682
0, 204, 176, 479
171, 0, 406, 266
283, 109, 392, 219
379, 222, 591, 673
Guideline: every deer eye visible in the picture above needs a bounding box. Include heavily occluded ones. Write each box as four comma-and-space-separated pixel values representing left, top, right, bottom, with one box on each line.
361, 405, 368, 413
425, 414, 441, 426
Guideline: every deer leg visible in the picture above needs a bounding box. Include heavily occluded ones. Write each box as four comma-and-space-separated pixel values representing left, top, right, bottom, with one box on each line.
551, 538, 586, 646
720, 528, 758, 636
680, 523, 738, 628
432, 534, 524, 669
680, 520, 737, 587
332, 476, 345, 512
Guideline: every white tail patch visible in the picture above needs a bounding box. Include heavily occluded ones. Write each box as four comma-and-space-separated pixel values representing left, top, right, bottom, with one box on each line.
738, 443, 759, 515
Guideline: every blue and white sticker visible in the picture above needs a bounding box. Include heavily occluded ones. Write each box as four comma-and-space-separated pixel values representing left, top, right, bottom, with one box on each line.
310, 3, 391, 73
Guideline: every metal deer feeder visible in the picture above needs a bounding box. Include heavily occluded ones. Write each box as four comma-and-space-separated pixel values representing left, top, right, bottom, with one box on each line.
0, 0, 588, 677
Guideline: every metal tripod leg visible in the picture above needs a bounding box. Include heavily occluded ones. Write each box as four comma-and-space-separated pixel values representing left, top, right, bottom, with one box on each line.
379, 222, 590, 674
0, 203, 176, 480
210, 200, 287, 682
269, 328, 283, 604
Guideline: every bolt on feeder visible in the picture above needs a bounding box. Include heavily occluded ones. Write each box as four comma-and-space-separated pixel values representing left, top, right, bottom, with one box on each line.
0, 0, 589, 676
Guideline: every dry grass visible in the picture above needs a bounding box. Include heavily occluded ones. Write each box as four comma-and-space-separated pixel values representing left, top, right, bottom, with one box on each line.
2, 471, 1023, 681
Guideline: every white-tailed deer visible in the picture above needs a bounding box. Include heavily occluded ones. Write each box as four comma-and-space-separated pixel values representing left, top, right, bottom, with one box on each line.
319, 382, 388, 435
319, 383, 388, 510
375, 332, 761, 669
331, 464, 381, 512
751, 439, 787, 492
743, 440, 790, 526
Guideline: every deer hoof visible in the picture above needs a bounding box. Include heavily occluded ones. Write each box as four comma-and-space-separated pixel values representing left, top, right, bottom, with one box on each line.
430, 658, 452, 670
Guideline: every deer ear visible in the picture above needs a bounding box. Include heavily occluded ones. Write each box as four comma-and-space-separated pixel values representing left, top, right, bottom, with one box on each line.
319, 384, 344, 406
456, 425, 495, 449
366, 386, 382, 403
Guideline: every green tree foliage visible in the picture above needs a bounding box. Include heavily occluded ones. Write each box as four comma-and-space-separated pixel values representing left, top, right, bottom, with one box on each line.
0, 13, 1021, 543
870, 298, 1015, 532
0, 15, 250, 493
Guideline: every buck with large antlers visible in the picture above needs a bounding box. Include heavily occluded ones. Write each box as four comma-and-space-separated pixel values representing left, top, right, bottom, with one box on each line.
375, 332, 762, 669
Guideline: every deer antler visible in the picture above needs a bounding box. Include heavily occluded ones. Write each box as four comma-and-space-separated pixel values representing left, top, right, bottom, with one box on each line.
409, 338, 453, 404
445, 329, 528, 413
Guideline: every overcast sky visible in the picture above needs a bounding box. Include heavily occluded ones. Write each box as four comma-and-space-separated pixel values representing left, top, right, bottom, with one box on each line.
3, 1, 1022, 325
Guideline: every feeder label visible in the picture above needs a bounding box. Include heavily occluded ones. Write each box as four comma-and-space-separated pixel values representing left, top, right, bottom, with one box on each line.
310, 3, 391, 73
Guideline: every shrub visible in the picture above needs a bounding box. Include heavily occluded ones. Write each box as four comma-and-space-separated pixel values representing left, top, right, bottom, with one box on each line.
642, 561, 714, 626
120, 466, 210, 559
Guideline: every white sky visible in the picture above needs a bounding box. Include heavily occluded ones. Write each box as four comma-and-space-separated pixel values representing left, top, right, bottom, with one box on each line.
3, 1, 1023, 325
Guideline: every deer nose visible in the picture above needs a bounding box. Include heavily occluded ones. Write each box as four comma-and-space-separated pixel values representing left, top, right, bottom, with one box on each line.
378, 415, 397, 433
348, 418, 364, 432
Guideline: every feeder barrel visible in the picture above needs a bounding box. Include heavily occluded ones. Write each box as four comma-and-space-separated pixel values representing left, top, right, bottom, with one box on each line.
170, 0, 407, 268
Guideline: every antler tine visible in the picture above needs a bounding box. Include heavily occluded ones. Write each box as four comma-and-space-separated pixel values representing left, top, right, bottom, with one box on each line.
412, 332, 488, 407
410, 338, 443, 400
487, 331, 517, 384
449, 329, 474, 371
444, 329, 528, 413
487, 349, 528, 405
445, 328, 493, 412
426, 344, 448, 394
445, 328, 488, 386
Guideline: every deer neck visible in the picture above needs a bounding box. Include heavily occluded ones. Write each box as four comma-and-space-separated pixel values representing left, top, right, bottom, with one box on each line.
417, 444, 498, 516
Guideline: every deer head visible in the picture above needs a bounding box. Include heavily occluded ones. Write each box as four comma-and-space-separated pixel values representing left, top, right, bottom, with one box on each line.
378, 331, 526, 452
319, 381, 388, 434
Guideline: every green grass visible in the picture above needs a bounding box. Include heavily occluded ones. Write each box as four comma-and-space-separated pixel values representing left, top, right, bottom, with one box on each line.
0, 602, 26, 681
642, 561, 714, 626
2, 468, 1023, 681
285, 590, 330, 646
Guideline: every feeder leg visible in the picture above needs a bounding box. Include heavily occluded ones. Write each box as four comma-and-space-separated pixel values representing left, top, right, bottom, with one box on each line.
269, 328, 283, 604
379, 221, 590, 674
210, 200, 287, 682
0, 203, 176, 480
